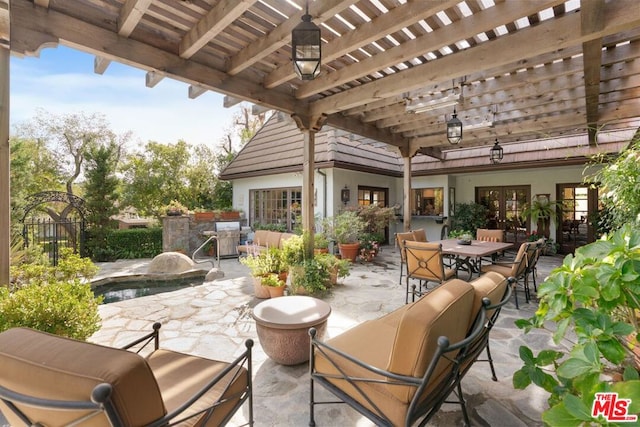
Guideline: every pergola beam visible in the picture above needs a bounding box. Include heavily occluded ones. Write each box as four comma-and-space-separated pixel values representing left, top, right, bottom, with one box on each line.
309, 0, 640, 116
581, 0, 605, 145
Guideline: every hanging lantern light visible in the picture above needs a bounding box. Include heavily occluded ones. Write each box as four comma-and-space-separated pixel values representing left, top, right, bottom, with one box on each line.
490, 139, 504, 164
446, 108, 462, 144
291, 1, 321, 80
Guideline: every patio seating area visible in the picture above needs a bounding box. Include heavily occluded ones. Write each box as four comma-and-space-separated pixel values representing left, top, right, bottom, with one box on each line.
45, 245, 563, 427
0, 246, 564, 426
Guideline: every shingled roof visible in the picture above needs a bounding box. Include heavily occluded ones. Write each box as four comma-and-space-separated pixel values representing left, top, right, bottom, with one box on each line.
220, 112, 635, 180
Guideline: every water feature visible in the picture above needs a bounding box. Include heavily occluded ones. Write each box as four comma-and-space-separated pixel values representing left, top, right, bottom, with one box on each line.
94, 277, 204, 304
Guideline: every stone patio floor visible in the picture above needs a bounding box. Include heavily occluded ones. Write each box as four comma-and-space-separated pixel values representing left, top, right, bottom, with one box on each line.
3, 244, 565, 426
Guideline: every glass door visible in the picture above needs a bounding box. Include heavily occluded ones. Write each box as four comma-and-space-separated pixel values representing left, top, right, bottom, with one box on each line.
556, 184, 597, 254
477, 186, 530, 243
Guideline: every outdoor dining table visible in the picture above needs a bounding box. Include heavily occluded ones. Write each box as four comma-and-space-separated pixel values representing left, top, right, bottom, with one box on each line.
433, 238, 514, 280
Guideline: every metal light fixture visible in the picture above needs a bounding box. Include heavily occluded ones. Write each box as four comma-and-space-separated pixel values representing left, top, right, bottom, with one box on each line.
341, 186, 350, 205
446, 108, 462, 144
291, 1, 321, 80
490, 139, 504, 164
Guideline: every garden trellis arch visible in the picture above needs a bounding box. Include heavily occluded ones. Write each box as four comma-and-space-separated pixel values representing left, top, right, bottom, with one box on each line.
20, 191, 89, 265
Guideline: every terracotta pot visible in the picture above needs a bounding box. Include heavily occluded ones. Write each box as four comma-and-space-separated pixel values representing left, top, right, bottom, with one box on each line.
267, 285, 286, 298
253, 276, 271, 299
338, 242, 360, 263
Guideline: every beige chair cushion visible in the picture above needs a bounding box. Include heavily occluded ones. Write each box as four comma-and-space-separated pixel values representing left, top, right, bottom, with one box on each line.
481, 241, 529, 278
0, 327, 166, 427
388, 279, 474, 401
146, 349, 249, 427
253, 230, 271, 247
404, 241, 455, 283
396, 231, 416, 262
411, 228, 427, 242
476, 229, 504, 242
264, 231, 283, 248
469, 271, 508, 328
313, 280, 475, 426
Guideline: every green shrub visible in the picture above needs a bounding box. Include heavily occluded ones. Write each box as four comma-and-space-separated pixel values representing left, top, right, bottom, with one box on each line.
3, 247, 102, 340
104, 227, 163, 260
0, 281, 102, 340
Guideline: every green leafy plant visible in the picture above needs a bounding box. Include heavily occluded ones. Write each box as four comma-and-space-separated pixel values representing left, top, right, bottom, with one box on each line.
240, 247, 287, 276
289, 258, 330, 296
315, 253, 350, 283
314, 233, 330, 250
521, 195, 561, 238
259, 273, 285, 288
323, 211, 367, 244
513, 224, 640, 425
2, 248, 102, 340
584, 140, 640, 234
451, 202, 488, 236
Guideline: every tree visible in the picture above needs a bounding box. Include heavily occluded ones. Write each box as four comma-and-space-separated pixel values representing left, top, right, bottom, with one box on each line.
120, 140, 192, 216
14, 110, 130, 220
9, 137, 62, 227
182, 144, 218, 210
83, 142, 121, 260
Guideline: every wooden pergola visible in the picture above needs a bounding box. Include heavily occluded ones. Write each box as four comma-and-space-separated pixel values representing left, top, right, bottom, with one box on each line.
0, 0, 639, 282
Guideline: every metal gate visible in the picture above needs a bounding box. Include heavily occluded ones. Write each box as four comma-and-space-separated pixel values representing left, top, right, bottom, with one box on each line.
20, 191, 89, 265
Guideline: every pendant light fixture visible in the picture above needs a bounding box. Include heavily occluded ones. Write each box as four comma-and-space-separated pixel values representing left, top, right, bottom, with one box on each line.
446, 108, 462, 144
490, 139, 504, 164
291, 1, 321, 80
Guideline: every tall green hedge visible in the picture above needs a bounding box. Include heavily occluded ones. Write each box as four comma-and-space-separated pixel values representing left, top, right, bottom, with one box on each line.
89, 227, 163, 261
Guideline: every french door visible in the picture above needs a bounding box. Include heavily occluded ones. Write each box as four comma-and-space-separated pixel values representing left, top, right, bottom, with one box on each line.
556, 184, 598, 254
476, 186, 530, 243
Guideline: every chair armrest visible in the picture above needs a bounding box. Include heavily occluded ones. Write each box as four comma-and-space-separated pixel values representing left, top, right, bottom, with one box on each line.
309, 328, 421, 386
120, 322, 161, 353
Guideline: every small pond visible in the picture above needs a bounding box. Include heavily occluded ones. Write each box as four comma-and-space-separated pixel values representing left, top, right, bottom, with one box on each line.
94, 278, 204, 304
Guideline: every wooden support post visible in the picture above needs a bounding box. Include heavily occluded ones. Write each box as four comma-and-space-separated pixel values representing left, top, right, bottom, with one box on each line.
291, 113, 327, 259
0, 46, 10, 285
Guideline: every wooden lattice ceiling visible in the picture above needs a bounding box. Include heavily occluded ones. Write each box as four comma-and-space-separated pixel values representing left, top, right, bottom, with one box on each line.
4, 0, 640, 159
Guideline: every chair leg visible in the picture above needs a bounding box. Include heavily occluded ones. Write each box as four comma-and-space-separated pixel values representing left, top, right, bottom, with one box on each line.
532, 267, 538, 292
399, 261, 404, 286
513, 283, 519, 309
486, 343, 498, 381
457, 381, 471, 427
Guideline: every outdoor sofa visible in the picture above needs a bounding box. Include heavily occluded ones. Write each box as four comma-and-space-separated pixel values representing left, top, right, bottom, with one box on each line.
236, 229, 295, 256
309, 271, 512, 426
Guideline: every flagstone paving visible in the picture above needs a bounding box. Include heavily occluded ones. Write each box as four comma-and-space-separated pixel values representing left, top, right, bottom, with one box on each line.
2, 246, 565, 426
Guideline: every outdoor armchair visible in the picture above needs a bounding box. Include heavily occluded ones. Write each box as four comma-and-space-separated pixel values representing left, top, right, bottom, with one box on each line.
0, 323, 253, 427
395, 231, 416, 286
480, 241, 536, 308
308, 278, 493, 427
403, 241, 456, 303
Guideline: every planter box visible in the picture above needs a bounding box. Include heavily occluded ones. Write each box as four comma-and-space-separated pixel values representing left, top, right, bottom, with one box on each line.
194, 211, 215, 221
220, 211, 241, 220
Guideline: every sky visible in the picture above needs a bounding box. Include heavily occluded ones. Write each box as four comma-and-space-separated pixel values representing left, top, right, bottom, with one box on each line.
9, 45, 242, 150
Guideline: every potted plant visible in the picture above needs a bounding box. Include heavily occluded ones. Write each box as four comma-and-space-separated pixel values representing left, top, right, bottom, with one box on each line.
451, 202, 488, 236
315, 252, 350, 286
513, 224, 640, 425
163, 200, 188, 216
313, 233, 330, 254
323, 211, 366, 262
260, 273, 286, 298
240, 247, 287, 298
521, 195, 561, 238
288, 258, 330, 296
